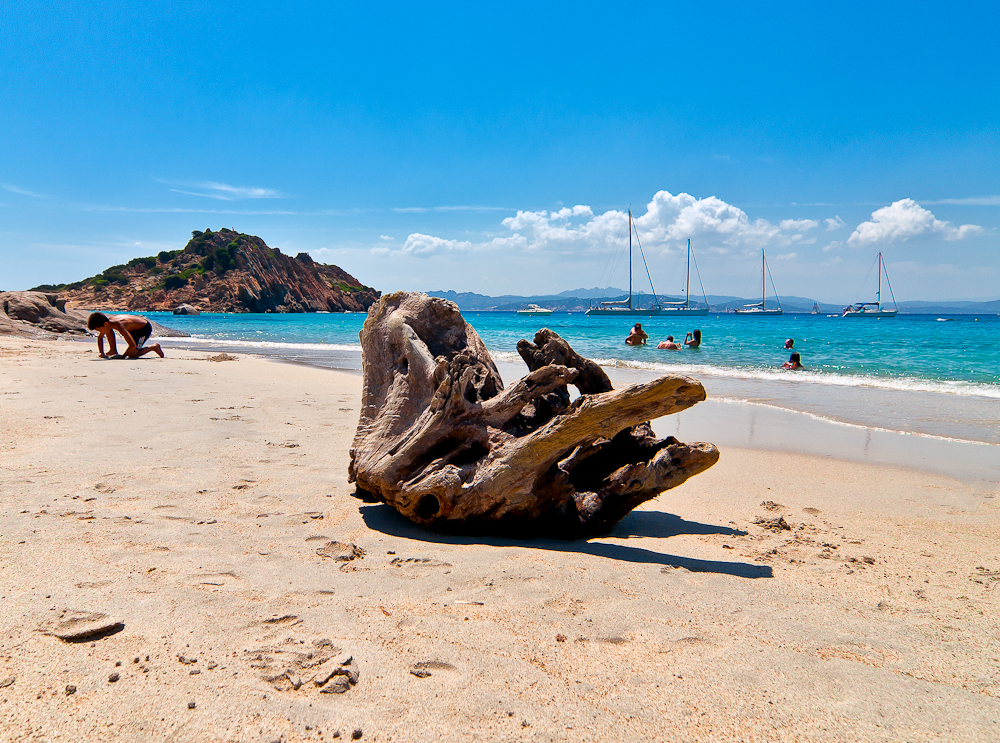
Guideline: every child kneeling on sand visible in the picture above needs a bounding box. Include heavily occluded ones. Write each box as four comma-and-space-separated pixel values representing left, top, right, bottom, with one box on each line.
87, 312, 164, 359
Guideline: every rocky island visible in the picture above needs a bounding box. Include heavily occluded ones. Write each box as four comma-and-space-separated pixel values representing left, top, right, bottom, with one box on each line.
33, 228, 380, 314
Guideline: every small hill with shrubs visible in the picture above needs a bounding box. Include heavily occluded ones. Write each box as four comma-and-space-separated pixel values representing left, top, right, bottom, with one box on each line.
35, 229, 380, 313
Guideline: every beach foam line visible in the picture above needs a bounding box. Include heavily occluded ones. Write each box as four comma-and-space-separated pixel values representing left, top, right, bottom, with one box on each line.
707, 396, 998, 447
492, 351, 1000, 400
158, 336, 362, 352
158, 337, 999, 400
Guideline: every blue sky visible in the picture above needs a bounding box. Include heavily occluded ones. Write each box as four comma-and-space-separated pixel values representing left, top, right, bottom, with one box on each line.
2, 1, 998, 302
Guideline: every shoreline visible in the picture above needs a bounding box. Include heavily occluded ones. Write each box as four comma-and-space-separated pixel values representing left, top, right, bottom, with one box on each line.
137, 319, 1000, 444
67, 332, 998, 489
145, 334, 1000, 452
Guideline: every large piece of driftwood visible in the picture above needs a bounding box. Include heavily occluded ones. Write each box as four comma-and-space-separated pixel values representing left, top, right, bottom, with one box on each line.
349, 292, 719, 537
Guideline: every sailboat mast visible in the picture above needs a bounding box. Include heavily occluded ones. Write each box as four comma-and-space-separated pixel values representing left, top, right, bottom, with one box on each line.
686, 239, 691, 308
877, 252, 882, 307
762, 249, 766, 309
628, 210, 633, 309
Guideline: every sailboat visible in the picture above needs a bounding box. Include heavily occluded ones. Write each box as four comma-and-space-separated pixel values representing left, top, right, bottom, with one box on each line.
842, 252, 897, 317
586, 213, 709, 316
659, 238, 709, 316
586, 210, 664, 316
811, 302, 821, 315
733, 249, 783, 315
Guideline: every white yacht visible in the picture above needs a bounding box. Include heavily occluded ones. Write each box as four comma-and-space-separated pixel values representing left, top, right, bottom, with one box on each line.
516, 304, 554, 316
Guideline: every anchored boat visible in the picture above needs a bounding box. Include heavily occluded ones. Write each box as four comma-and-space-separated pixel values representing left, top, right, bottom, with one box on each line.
843, 252, 897, 317
659, 238, 709, 316
733, 249, 783, 315
586, 211, 708, 316
516, 304, 554, 316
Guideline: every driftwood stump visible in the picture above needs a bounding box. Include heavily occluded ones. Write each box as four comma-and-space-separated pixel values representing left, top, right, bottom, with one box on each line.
349, 292, 719, 537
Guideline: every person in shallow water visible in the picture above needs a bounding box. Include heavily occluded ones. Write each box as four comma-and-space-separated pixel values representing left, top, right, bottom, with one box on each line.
87, 312, 164, 359
657, 335, 681, 350
684, 329, 702, 348
782, 351, 803, 370
625, 323, 648, 346
784, 338, 794, 349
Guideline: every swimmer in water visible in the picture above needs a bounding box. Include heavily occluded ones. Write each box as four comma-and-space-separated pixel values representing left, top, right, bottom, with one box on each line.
782, 351, 803, 370
625, 323, 648, 346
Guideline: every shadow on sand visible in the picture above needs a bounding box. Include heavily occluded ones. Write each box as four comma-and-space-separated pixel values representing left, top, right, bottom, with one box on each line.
359, 503, 771, 580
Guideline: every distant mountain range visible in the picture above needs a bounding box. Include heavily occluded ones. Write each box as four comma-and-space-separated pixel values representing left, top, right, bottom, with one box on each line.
427, 288, 1000, 315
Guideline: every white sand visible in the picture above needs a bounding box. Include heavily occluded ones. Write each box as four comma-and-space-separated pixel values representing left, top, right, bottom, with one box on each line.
1, 337, 998, 742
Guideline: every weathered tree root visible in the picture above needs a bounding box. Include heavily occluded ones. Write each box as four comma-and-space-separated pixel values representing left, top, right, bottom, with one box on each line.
349, 292, 719, 538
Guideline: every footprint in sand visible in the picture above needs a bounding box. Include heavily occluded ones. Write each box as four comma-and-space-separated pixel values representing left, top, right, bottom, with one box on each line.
389, 556, 453, 579
316, 542, 363, 560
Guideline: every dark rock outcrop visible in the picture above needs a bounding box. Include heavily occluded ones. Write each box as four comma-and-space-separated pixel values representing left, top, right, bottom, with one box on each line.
38, 229, 380, 314
173, 304, 200, 315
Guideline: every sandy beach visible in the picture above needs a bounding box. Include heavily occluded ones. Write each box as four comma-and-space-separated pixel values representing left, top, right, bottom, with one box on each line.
1, 336, 998, 742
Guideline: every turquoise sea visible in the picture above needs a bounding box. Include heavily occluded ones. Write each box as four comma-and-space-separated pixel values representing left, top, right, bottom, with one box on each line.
148, 310, 1000, 446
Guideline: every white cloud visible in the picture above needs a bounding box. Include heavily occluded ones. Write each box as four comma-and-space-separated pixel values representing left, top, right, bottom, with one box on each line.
370, 247, 391, 256
634, 191, 787, 248
379, 235, 394, 241
848, 199, 984, 245
2, 183, 46, 198
824, 216, 846, 231
925, 196, 1000, 206
170, 181, 284, 200
399, 233, 472, 257
200, 182, 282, 199
771, 252, 797, 260
379, 190, 824, 260
822, 240, 843, 252
780, 219, 818, 231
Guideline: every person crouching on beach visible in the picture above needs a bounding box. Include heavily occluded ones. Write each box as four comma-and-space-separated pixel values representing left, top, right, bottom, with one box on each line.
625, 323, 648, 346
87, 312, 164, 359
782, 351, 803, 370
657, 335, 681, 350
684, 329, 702, 348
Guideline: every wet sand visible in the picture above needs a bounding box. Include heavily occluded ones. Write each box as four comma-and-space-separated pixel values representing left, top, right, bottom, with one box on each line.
1, 337, 998, 742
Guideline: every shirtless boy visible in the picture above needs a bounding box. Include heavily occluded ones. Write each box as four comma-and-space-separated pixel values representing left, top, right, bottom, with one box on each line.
87, 312, 164, 359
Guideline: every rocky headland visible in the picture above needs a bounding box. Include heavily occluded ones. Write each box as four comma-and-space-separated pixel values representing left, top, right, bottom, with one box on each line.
33, 228, 380, 314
